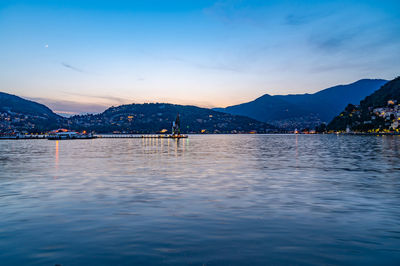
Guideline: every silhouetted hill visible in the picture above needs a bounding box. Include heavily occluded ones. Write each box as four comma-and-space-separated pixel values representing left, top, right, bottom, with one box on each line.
0, 92, 63, 133
361, 77, 400, 108
68, 103, 275, 133
328, 77, 400, 132
215, 79, 387, 129
0, 92, 59, 118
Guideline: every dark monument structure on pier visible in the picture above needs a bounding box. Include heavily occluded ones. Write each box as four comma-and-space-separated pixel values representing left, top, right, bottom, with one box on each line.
172, 113, 181, 136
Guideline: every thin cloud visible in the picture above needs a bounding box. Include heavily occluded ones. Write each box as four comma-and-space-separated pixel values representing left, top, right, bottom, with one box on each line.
60, 91, 129, 105
203, 0, 269, 27
61, 62, 85, 73
28, 97, 109, 114
284, 12, 329, 26
308, 24, 367, 54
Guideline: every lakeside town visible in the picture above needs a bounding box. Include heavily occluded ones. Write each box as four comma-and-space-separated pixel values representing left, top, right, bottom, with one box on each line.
371, 100, 400, 130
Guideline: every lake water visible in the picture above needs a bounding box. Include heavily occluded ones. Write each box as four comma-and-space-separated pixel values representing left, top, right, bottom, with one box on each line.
1, 135, 400, 265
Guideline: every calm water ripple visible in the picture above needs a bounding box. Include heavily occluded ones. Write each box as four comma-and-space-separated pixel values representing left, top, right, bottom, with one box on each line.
1, 135, 400, 265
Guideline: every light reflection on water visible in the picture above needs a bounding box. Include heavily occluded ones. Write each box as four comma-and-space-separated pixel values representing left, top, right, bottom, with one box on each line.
1, 135, 400, 265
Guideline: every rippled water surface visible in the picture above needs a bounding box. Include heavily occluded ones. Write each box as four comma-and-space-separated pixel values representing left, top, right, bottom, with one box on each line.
1, 135, 400, 265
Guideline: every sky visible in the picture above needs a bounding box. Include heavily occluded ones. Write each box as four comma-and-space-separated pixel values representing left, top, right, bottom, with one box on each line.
1, 0, 399, 115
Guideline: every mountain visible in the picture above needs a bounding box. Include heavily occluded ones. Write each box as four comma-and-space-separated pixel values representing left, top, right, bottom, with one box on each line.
68, 103, 275, 134
0, 92, 64, 133
328, 77, 400, 132
214, 79, 387, 129
0, 94, 275, 133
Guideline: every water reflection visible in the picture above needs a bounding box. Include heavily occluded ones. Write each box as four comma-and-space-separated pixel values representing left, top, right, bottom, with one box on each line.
0, 135, 399, 265
54, 140, 59, 179
140, 136, 187, 158
55, 140, 59, 165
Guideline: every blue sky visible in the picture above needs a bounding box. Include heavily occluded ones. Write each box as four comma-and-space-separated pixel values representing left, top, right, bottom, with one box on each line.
1, 0, 399, 115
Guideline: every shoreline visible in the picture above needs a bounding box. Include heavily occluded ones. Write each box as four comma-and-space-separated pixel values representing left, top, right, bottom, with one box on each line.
1, 132, 400, 140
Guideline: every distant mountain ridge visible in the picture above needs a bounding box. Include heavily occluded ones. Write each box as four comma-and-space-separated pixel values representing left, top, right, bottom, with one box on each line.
215, 79, 388, 129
